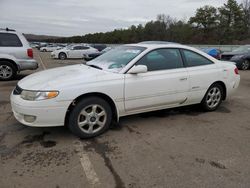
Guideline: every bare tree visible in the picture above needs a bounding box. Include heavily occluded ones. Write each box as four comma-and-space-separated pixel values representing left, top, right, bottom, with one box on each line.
242, 0, 250, 28
156, 14, 176, 29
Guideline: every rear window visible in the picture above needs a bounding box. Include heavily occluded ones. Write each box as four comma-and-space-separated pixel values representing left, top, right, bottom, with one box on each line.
0, 33, 23, 47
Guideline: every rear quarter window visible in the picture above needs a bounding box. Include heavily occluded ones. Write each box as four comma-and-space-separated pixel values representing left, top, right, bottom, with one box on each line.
0, 33, 23, 47
182, 49, 213, 67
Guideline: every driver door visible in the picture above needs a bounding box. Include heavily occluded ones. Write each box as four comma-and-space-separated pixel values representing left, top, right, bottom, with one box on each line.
69, 46, 82, 58
124, 48, 189, 112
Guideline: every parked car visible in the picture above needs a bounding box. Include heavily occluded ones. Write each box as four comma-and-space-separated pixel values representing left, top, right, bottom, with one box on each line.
51, 45, 98, 59
40, 44, 63, 52
221, 45, 250, 70
0, 28, 38, 80
11, 43, 240, 138
36, 42, 47, 50
83, 47, 112, 61
90, 44, 107, 52
30, 43, 39, 48
201, 48, 222, 59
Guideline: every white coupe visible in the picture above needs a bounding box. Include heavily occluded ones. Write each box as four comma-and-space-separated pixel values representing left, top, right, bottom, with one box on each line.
40, 45, 63, 52
51, 45, 98, 59
11, 43, 240, 138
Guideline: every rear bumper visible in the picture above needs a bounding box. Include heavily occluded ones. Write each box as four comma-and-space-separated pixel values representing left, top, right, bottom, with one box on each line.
17, 59, 38, 71
226, 75, 240, 98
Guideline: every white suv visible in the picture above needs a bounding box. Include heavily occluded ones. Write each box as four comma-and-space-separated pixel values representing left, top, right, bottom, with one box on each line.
0, 28, 38, 80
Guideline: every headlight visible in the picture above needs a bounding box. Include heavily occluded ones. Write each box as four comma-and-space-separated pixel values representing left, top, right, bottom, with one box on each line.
21, 90, 59, 101
231, 55, 244, 60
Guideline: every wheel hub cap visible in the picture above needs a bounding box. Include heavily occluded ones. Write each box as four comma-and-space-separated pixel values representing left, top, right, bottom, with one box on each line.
206, 87, 221, 108
0, 65, 12, 78
90, 116, 96, 122
77, 104, 107, 134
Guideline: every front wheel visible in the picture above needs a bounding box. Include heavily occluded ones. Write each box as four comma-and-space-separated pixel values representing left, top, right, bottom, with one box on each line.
201, 84, 223, 111
59, 52, 67, 60
68, 97, 112, 138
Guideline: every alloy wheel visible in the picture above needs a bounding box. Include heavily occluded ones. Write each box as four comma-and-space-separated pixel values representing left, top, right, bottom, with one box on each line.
206, 87, 222, 109
242, 60, 249, 70
77, 104, 107, 134
0, 65, 13, 79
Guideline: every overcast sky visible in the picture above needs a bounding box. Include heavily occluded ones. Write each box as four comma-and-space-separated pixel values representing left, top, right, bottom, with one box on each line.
0, 0, 242, 36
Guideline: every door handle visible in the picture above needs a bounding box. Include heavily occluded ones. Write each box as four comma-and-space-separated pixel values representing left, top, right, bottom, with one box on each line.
180, 77, 188, 81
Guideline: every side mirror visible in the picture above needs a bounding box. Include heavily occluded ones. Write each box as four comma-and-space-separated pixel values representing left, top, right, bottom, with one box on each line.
128, 65, 148, 74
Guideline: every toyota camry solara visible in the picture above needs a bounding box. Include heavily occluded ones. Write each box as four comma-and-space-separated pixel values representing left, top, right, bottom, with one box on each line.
10, 44, 240, 138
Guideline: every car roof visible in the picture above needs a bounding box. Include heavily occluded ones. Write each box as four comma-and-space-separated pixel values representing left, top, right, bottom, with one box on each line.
124, 43, 187, 50
138, 41, 178, 45
123, 43, 218, 62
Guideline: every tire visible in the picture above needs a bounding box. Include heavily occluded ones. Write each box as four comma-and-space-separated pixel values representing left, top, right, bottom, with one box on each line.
241, 60, 250, 70
68, 97, 112, 138
59, 52, 67, 60
0, 61, 17, 81
43, 49, 47, 52
201, 83, 224, 111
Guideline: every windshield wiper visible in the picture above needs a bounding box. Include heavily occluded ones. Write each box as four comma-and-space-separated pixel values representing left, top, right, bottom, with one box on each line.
88, 64, 102, 70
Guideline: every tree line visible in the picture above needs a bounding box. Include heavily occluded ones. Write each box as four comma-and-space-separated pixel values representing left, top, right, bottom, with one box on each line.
47, 0, 250, 45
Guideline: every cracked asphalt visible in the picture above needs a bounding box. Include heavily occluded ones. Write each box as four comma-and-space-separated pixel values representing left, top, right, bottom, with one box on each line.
0, 50, 250, 188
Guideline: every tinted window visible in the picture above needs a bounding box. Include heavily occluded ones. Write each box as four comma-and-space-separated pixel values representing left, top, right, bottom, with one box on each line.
183, 50, 213, 67
81, 46, 90, 50
136, 49, 183, 71
87, 46, 146, 72
73, 46, 81, 50
0, 33, 22, 47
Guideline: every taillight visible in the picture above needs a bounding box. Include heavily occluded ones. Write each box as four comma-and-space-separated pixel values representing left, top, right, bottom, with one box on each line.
27, 48, 33, 58
234, 67, 239, 75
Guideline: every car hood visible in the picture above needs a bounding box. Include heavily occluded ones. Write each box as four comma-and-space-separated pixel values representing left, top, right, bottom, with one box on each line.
18, 64, 114, 90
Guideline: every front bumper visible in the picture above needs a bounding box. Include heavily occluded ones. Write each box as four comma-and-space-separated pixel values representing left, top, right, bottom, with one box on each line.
17, 59, 39, 71
10, 93, 71, 127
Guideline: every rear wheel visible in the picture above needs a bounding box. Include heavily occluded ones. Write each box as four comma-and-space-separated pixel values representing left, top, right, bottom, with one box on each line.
241, 60, 250, 70
201, 83, 223, 111
0, 61, 16, 81
59, 52, 67, 60
43, 49, 47, 52
68, 97, 112, 138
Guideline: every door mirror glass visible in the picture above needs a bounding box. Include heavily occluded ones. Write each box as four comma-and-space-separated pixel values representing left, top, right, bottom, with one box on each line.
128, 65, 148, 74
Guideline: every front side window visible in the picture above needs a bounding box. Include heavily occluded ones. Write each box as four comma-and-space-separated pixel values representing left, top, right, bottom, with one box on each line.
73, 46, 81, 50
136, 48, 183, 71
182, 50, 213, 67
0, 33, 22, 47
81, 46, 90, 50
87, 46, 146, 72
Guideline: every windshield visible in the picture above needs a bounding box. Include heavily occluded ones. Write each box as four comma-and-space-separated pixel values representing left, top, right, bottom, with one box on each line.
233, 46, 250, 53
87, 46, 146, 72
